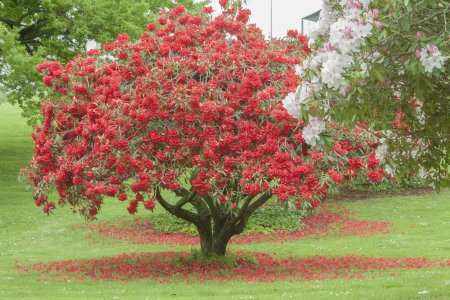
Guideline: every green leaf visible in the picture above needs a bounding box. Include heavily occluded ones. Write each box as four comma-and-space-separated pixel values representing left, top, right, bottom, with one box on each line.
372, 67, 385, 82
400, 19, 411, 31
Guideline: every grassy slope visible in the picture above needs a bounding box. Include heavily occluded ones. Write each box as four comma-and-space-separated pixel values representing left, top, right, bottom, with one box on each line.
0, 103, 449, 300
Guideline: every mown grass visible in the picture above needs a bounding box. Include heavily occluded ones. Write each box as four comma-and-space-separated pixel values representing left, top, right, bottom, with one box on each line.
0, 103, 449, 300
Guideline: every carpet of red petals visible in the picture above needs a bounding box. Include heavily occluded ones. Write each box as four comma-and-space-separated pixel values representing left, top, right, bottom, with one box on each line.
17, 251, 450, 282
79, 205, 392, 245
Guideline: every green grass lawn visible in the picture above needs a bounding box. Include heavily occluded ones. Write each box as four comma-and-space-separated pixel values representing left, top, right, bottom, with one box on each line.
0, 103, 449, 299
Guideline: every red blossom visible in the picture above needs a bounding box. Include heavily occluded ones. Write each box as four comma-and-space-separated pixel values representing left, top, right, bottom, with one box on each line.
348, 157, 364, 169
144, 199, 156, 211
127, 200, 138, 214
219, 0, 228, 8
368, 169, 384, 183
117, 193, 127, 201
43, 75, 53, 86
158, 16, 167, 25
146, 23, 157, 32
89, 207, 98, 216
328, 170, 344, 184
117, 33, 129, 44
368, 153, 380, 168
43, 202, 55, 214
202, 6, 213, 14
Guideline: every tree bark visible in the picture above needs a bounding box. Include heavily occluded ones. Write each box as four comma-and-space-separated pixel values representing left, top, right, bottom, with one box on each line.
198, 224, 214, 256
198, 223, 232, 256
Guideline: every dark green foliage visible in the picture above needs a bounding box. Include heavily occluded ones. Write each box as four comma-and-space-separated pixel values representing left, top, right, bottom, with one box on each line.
347, 176, 426, 193
151, 212, 198, 236
151, 204, 306, 236
246, 205, 306, 234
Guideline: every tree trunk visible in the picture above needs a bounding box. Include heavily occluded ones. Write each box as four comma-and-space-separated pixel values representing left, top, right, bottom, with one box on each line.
154, 187, 272, 257
211, 237, 229, 256
199, 236, 230, 256
198, 225, 214, 256
197, 222, 232, 256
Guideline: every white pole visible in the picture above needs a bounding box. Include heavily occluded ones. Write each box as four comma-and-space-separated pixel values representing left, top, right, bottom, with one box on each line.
270, 0, 273, 38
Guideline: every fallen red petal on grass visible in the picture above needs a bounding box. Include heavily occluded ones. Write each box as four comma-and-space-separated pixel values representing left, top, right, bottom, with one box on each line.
78, 205, 392, 245
16, 252, 449, 283
78, 219, 200, 245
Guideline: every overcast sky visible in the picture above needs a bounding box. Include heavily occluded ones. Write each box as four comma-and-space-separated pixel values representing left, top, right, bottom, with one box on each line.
206, 0, 322, 38
87, 1, 322, 50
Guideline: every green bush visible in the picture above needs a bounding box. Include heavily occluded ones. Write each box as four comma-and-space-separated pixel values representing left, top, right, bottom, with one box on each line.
347, 176, 426, 193
150, 204, 306, 236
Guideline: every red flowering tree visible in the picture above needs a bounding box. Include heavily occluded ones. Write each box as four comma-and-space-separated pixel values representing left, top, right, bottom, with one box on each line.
25, 3, 379, 256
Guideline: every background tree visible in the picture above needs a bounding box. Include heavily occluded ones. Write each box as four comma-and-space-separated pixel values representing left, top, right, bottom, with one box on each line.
284, 0, 449, 189
0, 22, 8, 104
24, 4, 378, 257
0, 0, 206, 124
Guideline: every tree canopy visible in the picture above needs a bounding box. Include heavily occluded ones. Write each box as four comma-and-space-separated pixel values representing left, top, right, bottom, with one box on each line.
24, 3, 382, 256
0, 0, 206, 124
284, 0, 449, 188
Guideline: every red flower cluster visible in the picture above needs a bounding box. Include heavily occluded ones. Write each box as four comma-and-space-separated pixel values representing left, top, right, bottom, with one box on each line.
17, 251, 449, 282
368, 169, 384, 183
366, 153, 383, 182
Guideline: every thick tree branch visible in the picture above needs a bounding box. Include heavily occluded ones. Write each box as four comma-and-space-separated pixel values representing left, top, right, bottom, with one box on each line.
154, 187, 200, 225
18, 18, 50, 51
233, 194, 256, 224
174, 186, 210, 217
203, 195, 222, 220
174, 189, 196, 212
233, 191, 273, 234
190, 197, 211, 217
18, 9, 44, 24
0, 17, 19, 28
202, 195, 228, 236
0, 9, 41, 28
247, 191, 273, 216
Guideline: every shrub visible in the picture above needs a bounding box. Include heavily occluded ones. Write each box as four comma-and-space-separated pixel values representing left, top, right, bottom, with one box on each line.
24, 2, 378, 256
